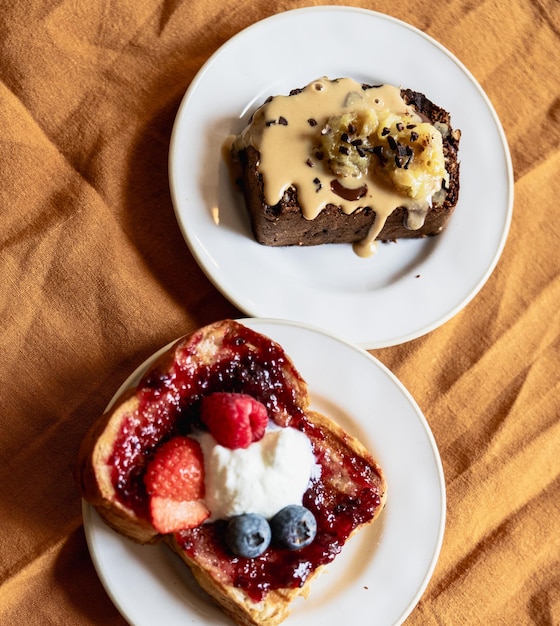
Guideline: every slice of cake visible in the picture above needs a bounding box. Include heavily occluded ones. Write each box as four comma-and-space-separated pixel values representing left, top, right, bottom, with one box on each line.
230, 77, 461, 257
76, 320, 387, 626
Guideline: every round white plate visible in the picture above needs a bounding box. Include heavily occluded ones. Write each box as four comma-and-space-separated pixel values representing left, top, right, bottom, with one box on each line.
169, 6, 513, 349
83, 318, 445, 626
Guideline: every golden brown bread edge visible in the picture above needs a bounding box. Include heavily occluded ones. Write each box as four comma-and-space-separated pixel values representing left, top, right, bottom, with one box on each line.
76, 320, 387, 626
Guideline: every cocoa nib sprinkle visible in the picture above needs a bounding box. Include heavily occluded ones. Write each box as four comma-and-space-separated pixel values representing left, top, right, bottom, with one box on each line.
330, 179, 368, 201
307, 118, 317, 127
372, 145, 387, 167
395, 143, 414, 169
313, 177, 322, 192
410, 131, 419, 142
265, 116, 288, 127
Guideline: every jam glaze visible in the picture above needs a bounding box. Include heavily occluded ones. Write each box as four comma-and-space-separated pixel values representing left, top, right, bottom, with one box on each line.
108, 322, 384, 602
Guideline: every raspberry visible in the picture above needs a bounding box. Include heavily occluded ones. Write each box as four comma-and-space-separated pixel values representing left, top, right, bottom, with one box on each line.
150, 496, 209, 534
144, 436, 205, 500
200, 392, 269, 449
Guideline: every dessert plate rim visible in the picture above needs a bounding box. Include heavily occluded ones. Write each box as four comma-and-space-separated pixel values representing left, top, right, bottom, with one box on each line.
168, 6, 513, 349
83, 317, 446, 626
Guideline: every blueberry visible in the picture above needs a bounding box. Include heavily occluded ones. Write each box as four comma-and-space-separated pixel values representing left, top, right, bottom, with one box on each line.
226, 513, 271, 558
270, 505, 317, 550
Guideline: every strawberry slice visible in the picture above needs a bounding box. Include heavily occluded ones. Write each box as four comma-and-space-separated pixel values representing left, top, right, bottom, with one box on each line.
144, 436, 210, 533
144, 436, 205, 500
200, 392, 269, 449
150, 496, 209, 534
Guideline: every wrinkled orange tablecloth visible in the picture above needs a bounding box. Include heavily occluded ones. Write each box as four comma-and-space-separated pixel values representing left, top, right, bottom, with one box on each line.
1, 1, 558, 624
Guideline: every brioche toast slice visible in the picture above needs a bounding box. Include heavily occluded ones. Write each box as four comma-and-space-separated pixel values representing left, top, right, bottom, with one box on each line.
77, 320, 387, 626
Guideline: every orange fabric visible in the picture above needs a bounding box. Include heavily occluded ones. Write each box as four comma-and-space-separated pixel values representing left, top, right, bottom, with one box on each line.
0, 1, 558, 624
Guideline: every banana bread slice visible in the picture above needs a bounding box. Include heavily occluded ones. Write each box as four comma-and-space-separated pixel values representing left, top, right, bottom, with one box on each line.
231, 78, 461, 256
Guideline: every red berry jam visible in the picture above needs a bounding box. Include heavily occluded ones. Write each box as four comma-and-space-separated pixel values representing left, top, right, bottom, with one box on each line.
108, 323, 384, 600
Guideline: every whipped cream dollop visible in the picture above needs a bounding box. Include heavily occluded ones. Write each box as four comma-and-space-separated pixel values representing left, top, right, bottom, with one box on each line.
197, 427, 318, 521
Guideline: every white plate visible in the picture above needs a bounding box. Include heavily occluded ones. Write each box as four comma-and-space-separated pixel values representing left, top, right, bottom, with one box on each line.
169, 7, 513, 349
83, 318, 445, 626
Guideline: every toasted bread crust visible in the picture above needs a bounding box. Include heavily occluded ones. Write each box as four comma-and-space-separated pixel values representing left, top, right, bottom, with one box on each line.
77, 320, 386, 626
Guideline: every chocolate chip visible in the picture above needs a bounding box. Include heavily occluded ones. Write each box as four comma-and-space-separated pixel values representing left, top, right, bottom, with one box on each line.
330, 179, 368, 201
387, 135, 397, 151
372, 145, 387, 167
407, 124, 417, 129
338, 145, 349, 155
410, 131, 419, 142
315, 150, 324, 160
341, 132, 350, 143
266, 117, 288, 127
306, 158, 314, 167
351, 138, 363, 146
348, 123, 357, 134
313, 177, 322, 192
381, 127, 390, 136
396, 122, 404, 131
308, 118, 317, 126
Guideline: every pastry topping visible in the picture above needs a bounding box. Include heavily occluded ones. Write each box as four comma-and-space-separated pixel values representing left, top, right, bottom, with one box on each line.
144, 436, 210, 533
265, 116, 289, 127
330, 179, 367, 201
149, 496, 209, 534
321, 107, 447, 204
200, 392, 269, 450
144, 436, 205, 501
321, 109, 378, 178
226, 513, 272, 558
270, 505, 317, 550
197, 427, 317, 521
